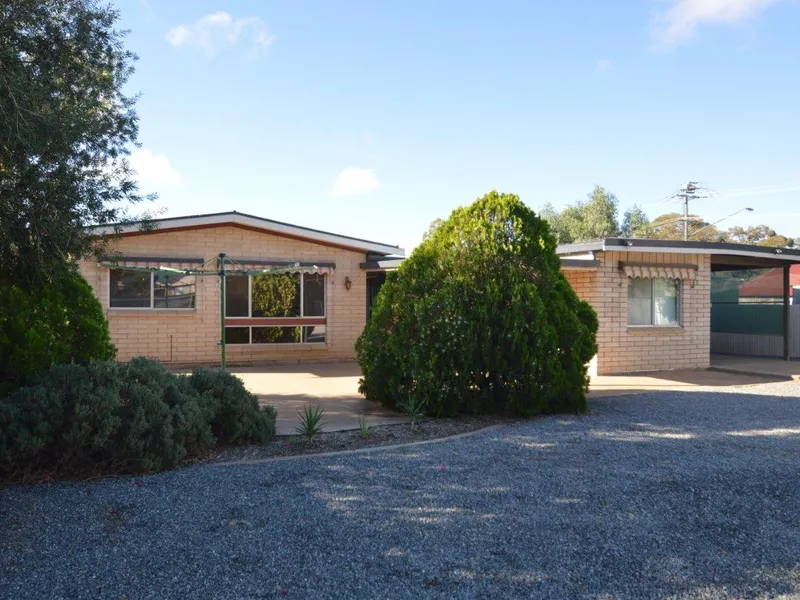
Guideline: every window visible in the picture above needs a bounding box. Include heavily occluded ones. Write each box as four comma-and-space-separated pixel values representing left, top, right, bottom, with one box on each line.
628, 278, 680, 326
225, 272, 326, 344
110, 269, 196, 309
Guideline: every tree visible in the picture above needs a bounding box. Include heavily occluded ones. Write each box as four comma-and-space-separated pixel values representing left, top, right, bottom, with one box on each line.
647, 212, 727, 242
356, 191, 598, 418
422, 218, 444, 241
540, 186, 620, 243
0, 268, 116, 394
0, 1, 150, 289
727, 225, 798, 248
621, 205, 651, 238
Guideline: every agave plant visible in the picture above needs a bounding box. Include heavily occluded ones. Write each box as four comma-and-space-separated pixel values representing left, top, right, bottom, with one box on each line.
397, 394, 427, 430
294, 404, 326, 440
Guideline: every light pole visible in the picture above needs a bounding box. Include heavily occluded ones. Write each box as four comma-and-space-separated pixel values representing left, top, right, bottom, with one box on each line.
689, 208, 754, 239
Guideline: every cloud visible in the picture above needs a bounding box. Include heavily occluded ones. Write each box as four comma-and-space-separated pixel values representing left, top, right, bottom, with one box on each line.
165, 11, 275, 55
596, 59, 615, 73
331, 168, 381, 198
129, 149, 185, 186
652, 0, 787, 48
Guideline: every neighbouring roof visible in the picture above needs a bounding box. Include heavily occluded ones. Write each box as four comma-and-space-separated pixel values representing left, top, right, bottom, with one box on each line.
739, 265, 800, 298
557, 238, 800, 271
88, 211, 405, 257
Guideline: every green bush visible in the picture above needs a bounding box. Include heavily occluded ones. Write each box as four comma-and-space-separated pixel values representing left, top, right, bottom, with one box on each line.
356, 191, 598, 418
0, 269, 116, 395
0, 359, 276, 479
188, 367, 276, 444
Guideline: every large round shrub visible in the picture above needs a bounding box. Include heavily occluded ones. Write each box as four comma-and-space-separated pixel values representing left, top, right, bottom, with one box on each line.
356, 191, 598, 417
0, 269, 115, 395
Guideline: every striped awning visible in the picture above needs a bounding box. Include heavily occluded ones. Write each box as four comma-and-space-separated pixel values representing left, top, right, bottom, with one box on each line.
621, 264, 698, 280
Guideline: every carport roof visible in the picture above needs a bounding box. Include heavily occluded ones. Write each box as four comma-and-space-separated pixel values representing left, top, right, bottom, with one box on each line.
557, 238, 800, 271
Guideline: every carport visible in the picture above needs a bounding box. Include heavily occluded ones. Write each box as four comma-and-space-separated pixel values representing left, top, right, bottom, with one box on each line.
709, 244, 800, 361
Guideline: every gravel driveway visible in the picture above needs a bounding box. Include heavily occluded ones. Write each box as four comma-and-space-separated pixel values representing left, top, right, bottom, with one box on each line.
2, 380, 800, 599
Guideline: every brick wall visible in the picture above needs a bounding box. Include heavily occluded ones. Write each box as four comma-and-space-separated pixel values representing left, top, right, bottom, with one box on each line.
563, 252, 711, 374
562, 268, 599, 375
595, 251, 710, 374
79, 225, 368, 366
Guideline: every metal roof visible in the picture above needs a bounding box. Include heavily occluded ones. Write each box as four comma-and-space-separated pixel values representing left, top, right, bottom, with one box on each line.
557, 238, 800, 269
88, 211, 405, 257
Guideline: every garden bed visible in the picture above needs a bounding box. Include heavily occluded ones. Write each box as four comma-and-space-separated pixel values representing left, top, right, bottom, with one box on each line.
196, 415, 514, 464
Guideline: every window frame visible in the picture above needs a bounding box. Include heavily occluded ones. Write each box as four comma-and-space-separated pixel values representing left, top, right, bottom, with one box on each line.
627, 277, 681, 328
108, 269, 197, 311
225, 272, 327, 345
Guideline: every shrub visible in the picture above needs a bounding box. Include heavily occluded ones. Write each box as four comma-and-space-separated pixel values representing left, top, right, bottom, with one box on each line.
356, 191, 598, 418
294, 405, 326, 440
0, 269, 115, 395
0, 359, 276, 479
188, 367, 276, 444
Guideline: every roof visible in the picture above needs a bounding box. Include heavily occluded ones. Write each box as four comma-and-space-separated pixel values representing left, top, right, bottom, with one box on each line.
88, 211, 405, 257
739, 265, 800, 297
557, 238, 800, 270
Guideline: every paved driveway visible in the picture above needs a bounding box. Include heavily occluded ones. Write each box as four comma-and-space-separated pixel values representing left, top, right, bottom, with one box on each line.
2, 380, 800, 599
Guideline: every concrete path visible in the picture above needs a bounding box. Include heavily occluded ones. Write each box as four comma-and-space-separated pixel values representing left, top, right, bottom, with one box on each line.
710, 354, 800, 381
230, 363, 407, 436
232, 362, 779, 434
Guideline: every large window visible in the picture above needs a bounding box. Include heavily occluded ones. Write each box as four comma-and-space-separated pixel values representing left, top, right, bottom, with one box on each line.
109, 269, 196, 309
628, 278, 680, 326
225, 272, 326, 344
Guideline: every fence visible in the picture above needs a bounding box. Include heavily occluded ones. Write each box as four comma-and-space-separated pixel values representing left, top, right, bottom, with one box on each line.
711, 304, 800, 359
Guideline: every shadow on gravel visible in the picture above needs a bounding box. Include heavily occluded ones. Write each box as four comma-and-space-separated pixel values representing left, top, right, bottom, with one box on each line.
1, 388, 799, 599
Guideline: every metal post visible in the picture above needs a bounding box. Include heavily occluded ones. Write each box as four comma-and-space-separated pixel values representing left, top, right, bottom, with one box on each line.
219, 253, 227, 371
784, 265, 791, 361
683, 192, 689, 241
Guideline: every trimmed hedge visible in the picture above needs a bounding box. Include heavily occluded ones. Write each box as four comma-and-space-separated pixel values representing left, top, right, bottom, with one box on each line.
0, 358, 276, 478
356, 191, 598, 418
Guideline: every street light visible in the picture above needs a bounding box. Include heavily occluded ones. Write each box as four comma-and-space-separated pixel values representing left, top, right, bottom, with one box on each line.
689, 208, 754, 239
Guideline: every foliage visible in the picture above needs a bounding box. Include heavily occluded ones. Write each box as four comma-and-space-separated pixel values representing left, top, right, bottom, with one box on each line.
540, 186, 620, 244
646, 212, 726, 242
0, 359, 276, 479
423, 218, 445, 241
357, 191, 599, 418
0, 1, 153, 289
0, 269, 116, 395
187, 367, 276, 444
294, 405, 326, 440
357, 414, 371, 439
541, 186, 798, 247
251, 273, 301, 343
397, 395, 427, 430
621, 205, 651, 238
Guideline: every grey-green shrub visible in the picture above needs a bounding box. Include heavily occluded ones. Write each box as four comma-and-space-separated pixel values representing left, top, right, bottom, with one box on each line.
0, 358, 275, 478
356, 191, 598, 418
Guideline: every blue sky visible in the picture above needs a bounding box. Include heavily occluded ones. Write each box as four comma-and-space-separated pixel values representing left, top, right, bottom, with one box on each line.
118, 0, 800, 252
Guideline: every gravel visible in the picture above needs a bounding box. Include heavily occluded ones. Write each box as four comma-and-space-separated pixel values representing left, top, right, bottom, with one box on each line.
2, 380, 800, 599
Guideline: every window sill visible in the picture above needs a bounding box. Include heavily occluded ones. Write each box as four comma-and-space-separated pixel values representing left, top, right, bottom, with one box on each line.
626, 325, 684, 333
107, 308, 198, 317
227, 343, 329, 350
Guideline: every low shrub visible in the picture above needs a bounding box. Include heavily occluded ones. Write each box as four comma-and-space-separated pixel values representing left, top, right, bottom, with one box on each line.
0, 358, 276, 479
188, 368, 276, 444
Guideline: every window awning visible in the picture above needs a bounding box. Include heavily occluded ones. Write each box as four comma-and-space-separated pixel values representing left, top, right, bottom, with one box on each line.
620, 263, 698, 280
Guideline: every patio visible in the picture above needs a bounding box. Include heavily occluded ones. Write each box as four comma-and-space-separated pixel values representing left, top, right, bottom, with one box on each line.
232, 360, 788, 435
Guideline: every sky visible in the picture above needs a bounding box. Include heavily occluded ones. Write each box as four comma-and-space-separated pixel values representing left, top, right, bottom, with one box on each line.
116, 0, 800, 253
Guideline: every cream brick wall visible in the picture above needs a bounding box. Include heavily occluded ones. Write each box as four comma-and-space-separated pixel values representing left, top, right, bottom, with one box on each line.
562, 268, 599, 376
594, 251, 710, 374
79, 226, 369, 366
563, 252, 711, 374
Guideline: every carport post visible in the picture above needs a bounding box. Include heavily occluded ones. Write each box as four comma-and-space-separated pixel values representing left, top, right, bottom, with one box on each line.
784, 265, 791, 361
219, 253, 227, 371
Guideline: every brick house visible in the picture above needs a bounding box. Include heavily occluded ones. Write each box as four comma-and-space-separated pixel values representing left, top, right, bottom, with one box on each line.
82, 215, 800, 373
81, 212, 403, 365
558, 238, 800, 374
